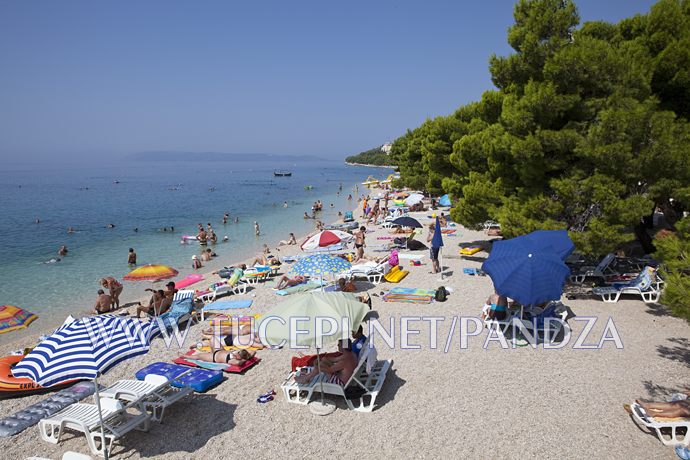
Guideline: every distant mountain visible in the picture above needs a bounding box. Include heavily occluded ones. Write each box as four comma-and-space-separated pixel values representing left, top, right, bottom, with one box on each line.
129, 151, 330, 162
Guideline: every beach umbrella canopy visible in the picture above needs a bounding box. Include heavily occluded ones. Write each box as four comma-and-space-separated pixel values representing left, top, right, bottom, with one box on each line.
123, 264, 179, 281
13, 315, 159, 387
13, 315, 159, 460
439, 194, 451, 207
260, 292, 369, 348
290, 254, 351, 277
0, 305, 38, 335
404, 193, 424, 206
517, 230, 575, 261
300, 230, 354, 252
391, 216, 422, 228
482, 238, 570, 306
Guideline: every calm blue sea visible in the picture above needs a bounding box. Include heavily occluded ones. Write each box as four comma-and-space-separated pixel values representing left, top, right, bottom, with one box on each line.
0, 158, 387, 343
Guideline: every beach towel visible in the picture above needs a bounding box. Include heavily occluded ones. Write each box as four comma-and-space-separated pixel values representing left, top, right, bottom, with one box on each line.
383, 287, 436, 304
202, 299, 253, 313
174, 351, 260, 374
275, 282, 323, 296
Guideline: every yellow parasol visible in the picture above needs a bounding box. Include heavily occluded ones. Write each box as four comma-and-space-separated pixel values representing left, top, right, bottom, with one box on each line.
123, 264, 179, 281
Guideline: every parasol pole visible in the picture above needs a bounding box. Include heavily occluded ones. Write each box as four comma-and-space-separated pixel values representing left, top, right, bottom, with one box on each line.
316, 347, 325, 406
93, 374, 109, 460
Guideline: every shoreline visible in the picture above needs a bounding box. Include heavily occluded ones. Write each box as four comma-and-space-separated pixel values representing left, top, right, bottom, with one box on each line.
344, 162, 396, 169
0, 183, 364, 352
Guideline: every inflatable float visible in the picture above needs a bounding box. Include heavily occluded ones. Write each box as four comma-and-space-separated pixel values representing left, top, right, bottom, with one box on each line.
180, 235, 197, 244
175, 274, 204, 289
0, 354, 77, 399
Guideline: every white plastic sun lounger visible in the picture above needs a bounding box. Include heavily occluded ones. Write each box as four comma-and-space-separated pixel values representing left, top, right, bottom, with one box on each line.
280, 339, 393, 412
631, 402, 689, 446
38, 398, 150, 457
569, 253, 617, 283
345, 261, 391, 285
592, 267, 664, 303
198, 281, 248, 303
99, 373, 192, 422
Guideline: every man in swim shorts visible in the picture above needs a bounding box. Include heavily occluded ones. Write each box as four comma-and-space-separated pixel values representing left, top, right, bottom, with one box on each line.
127, 248, 137, 265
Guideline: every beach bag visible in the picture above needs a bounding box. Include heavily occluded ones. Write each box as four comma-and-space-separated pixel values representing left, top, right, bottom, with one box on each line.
389, 250, 399, 267
435, 287, 447, 302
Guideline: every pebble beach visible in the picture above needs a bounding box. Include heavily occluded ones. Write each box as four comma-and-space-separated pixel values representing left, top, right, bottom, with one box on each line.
0, 184, 687, 460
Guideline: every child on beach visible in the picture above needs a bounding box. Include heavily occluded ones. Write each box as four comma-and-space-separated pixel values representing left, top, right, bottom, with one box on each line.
192, 255, 203, 269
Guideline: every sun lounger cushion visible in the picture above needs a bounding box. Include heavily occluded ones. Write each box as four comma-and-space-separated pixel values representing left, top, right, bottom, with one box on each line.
383, 265, 409, 283
0, 382, 96, 437
135, 362, 222, 393
174, 351, 260, 374
202, 299, 253, 312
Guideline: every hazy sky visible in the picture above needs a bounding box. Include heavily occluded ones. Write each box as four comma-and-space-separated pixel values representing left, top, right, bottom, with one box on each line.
0, 0, 657, 162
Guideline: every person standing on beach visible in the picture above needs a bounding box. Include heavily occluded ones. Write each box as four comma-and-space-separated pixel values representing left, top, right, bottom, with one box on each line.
100, 277, 123, 310
254, 221, 260, 236
197, 227, 207, 245
427, 224, 441, 274
354, 226, 366, 261
128, 248, 137, 265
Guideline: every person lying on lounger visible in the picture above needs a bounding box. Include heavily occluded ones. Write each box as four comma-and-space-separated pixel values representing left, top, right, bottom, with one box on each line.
275, 274, 306, 290
201, 324, 268, 349
295, 339, 358, 386
627, 392, 690, 418
182, 348, 256, 365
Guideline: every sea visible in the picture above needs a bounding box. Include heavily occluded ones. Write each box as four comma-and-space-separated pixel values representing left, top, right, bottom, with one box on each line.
0, 157, 388, 345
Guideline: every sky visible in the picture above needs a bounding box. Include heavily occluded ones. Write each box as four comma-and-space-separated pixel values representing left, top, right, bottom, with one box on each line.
0, 0, 658, 163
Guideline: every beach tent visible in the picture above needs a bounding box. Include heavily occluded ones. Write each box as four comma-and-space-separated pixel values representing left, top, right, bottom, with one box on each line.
439, 194, 451, 207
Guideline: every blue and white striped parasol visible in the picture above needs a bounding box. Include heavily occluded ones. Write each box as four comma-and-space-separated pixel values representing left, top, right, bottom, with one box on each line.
12, 314, 160, 459
13, 315, 159, 387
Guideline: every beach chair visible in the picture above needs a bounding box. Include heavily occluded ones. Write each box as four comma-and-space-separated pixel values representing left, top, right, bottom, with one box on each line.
519, 302, 570, 343
154, 290, 199, 330
630, 402, 689, 447
198, 281, 248, 303
38, 397, 150, 457
242, 267, 271, 285
280, 339, 393, 412
569, 253, 618, 283
592, 266, 664, 303
99, 373, 192, 423
345, 260, 391, 285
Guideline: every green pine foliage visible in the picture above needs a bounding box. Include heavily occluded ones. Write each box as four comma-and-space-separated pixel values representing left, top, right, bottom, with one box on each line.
345, 146, 394, 166
389, 0, 690, 257
655, 219, 690, 321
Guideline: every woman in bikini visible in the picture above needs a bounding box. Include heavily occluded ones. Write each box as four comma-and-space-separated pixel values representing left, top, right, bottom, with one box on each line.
100, 277, 123, 310
181, 348, 256, 365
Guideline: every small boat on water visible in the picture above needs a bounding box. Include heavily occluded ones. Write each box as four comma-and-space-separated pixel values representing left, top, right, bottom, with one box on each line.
274, 171, 292, 177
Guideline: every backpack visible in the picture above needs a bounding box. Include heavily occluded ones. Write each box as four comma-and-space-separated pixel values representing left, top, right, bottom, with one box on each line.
389, 250, 399, 267
435, 287, 447, 302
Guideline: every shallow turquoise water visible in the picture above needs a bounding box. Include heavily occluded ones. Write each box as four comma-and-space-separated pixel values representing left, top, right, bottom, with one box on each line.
0, 158, 386, 342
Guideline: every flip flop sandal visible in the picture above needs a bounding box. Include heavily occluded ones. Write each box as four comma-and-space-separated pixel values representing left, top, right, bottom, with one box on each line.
677, 446, 690, 460
257, 390, 276, 403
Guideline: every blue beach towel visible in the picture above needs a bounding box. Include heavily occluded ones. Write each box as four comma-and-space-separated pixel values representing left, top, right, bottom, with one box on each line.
203, 299, 253, 312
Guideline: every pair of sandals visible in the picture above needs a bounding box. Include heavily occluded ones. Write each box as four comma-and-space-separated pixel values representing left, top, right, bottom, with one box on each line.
257, 389, 276, 403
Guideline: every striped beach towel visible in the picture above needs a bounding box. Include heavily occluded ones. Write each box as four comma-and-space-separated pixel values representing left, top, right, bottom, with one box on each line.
383, 287, 436, 304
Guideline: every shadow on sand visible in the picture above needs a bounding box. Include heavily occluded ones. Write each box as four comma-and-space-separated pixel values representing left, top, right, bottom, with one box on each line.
657, 337, 690, 368
116, 394, 236, 458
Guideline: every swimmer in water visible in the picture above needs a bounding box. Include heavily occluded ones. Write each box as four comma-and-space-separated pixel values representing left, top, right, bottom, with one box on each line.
67, 227, 75, 234
222, 235, 229, 242
107, 223, 115, 229
58, 245, 68, 256
234, 217, 239, 223
44, 258, 61, 264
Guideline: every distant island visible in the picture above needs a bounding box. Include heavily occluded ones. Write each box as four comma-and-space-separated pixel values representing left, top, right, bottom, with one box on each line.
129, 151, 328, 163
345, 144, 395, 167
